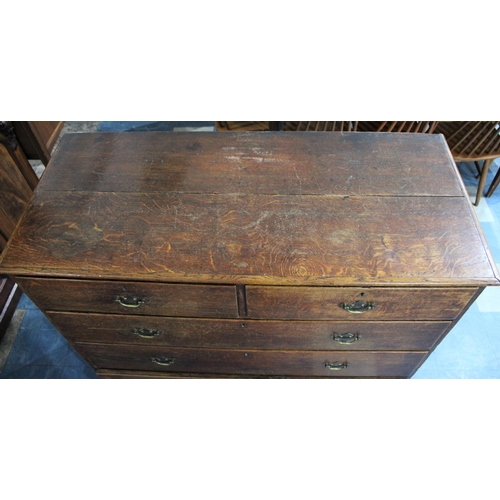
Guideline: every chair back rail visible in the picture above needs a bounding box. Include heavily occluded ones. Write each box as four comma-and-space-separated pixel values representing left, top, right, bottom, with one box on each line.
435, 121, 500, 205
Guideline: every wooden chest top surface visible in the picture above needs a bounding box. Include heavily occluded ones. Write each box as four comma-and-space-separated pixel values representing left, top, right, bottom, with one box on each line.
1, 132, 498, 286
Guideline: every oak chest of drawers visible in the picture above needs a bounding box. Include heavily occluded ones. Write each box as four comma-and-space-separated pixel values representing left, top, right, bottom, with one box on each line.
1, 131, 498, 378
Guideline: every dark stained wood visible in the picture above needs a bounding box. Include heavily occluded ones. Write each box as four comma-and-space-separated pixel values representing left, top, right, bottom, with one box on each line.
12, 121, 64, 165
0, 132, 37, 338
95, 370, 409, 379
2, 192, 496, 285
0, 140, 39, 191
15, 277, 238, 318
48, 312, 450, 351
0, 144, 33, 240
0, 122, 39, 190
75, 343, 427, 377
236, 284, 247, 316
246, 286, 477, 320
0, 204, 16, 245
40, 132, 464, 196
0, 231, 7, 251
9, 144, 39, 191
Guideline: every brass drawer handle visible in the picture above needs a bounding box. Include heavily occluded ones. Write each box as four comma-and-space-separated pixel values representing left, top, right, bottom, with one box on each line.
340, 300, 376, 314
115, 294, 145, 308
325, 361, 348, 371
151, 357, 175, 366
133, 328, 161, 338
332, 332, 360, 344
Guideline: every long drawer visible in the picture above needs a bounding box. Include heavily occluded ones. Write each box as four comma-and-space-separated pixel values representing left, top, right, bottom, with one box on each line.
246, 286, 477, 320
49, 311, 450, 351
74, 343, 427, 377
15, 277, 238, 318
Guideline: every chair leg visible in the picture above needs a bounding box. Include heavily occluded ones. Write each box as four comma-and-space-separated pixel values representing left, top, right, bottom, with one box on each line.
474, 161, 482, 178
485, 162, 500, 198
475, 158, 492, 206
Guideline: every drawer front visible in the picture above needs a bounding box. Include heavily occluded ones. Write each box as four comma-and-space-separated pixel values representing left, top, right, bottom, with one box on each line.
49, 311, 450, 351
75, 343, 426, 377
246, 286, 477, 320
16, 277, 238, 318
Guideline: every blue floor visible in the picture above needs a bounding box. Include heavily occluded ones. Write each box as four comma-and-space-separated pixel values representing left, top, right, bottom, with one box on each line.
0, 296, 98, 379
0, 123, 499, 378
97, 121, 216, 132
412, 160, 500, 378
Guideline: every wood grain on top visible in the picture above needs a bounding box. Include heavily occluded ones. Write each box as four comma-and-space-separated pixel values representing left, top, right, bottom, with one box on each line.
1, 191, 497, 285
1, 132, 498, 285
40, 132, 464, 196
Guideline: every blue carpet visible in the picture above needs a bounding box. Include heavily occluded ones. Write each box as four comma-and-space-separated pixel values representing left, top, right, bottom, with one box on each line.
97, 121, 215, 132
0, 301, 98, 379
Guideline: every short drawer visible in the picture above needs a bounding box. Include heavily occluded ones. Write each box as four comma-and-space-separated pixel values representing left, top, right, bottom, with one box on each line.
15, 277, 238, 318
246, 286, 478, 320
75, 343, 426, 378
49, 311, 450, 351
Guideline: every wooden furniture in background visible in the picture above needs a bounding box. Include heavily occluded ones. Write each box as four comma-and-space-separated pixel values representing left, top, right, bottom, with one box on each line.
0, 122, 39, 340
486, 162, 500, 199
12, 121, 64, 166
283, 122, 359, 131
357, 121, 439, 133
216, 121, 438, 134
0, 142, 33, 242
216, 122, 283, 131
0, 132, 498, 378
215, 121, 270, 132
434, 121, 500, 206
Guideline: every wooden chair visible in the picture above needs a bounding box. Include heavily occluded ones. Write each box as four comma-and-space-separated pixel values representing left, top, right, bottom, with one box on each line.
215, 122, 271, 132
283, 121, 439, 133
216, 121, 438, 134
356, 121, 439, 133
0, 122, 39, 340
486, 163, 500, 199
216, 122, 359, 132
283, 121, 359, 132
434, 121, 500, 206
